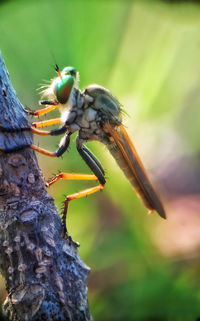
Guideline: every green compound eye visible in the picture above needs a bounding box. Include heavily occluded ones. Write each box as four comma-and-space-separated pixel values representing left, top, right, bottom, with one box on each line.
62, 66, 76, 76
56, 75, 74, 104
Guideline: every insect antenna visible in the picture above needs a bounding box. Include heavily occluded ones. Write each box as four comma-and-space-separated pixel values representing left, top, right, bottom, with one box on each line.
55, 64, 62, 78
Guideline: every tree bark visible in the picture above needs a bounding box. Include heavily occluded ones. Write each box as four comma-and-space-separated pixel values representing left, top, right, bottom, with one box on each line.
0, 53, 93, 321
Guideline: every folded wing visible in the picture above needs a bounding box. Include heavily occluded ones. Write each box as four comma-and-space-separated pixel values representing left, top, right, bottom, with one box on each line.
104, 123, 166, 219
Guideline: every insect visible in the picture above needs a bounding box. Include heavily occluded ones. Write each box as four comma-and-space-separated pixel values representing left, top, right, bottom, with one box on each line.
1, 65, 166, 241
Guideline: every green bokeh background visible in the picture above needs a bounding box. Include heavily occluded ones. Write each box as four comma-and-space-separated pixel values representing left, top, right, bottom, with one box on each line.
1, 0, 200, 320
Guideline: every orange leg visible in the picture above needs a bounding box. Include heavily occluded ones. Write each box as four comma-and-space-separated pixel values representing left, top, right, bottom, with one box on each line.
47, 171, 104, 243
65, 184, 104, 202
28, 104, 59, 117
30, 144, 57, 156
31, 127, 54, 136
62, 184, 104, 241
32, 118, 61, 128
47, 172, 97, 186
62, 184, 105, 242
30, 131, 70, 157
30, 118, 62, 136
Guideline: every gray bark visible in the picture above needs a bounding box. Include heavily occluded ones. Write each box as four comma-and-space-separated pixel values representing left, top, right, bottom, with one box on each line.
0, 53, 93, 321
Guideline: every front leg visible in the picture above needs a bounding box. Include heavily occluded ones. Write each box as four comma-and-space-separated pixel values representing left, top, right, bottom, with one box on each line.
0, 123, 71, 158
27, 100, 59, 117
31, 123, 67, 136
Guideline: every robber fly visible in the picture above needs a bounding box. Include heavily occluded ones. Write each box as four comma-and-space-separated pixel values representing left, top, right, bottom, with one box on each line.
1, 65, 166, 240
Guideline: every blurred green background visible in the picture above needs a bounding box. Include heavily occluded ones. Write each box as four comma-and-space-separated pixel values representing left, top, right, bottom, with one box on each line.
1, 0, 200, 320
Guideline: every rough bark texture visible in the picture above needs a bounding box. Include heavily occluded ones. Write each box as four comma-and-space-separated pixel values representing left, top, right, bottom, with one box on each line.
0, 53, 92, 321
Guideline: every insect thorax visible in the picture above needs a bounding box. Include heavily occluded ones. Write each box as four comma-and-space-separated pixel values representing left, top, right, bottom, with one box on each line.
59, 85, 122, 144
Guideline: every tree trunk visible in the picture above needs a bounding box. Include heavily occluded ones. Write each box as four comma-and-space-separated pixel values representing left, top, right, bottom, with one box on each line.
0, 53, 93, 321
